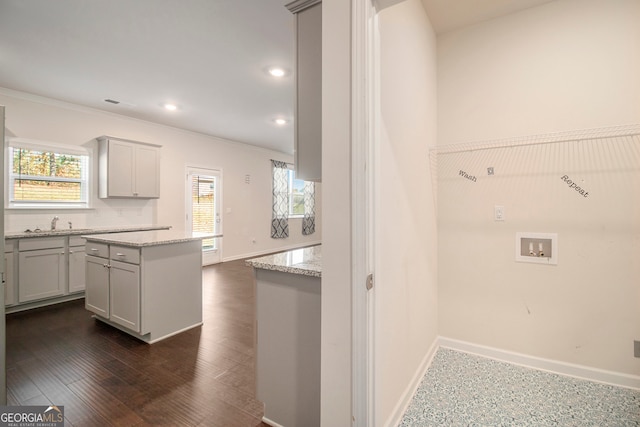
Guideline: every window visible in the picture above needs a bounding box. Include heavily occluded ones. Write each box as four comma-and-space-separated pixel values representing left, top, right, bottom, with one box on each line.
7, 139, 90, 209
286, 167, 306, 217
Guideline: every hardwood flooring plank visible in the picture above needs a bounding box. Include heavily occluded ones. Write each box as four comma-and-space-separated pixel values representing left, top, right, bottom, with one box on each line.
5, 259, 268, 426
67, 377, 145, 426
16, 357, 112, 427
6, 366, 43, 404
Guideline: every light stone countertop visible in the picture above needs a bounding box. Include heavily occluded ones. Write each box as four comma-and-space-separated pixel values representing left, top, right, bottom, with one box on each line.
84, 230, 222, 248
246, 245, 321, 278
5, 225, 171, 240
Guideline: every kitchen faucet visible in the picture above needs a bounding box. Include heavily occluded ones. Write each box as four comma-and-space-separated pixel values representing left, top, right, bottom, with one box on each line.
51, 216, 59, 230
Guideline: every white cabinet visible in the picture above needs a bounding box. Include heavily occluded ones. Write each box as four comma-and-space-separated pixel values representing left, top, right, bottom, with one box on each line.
84, 235, 203, 343
287, 0, 322, 182
68, 237, 86, 293
109, 259, 140, 332
4, 241, 15, 306
85, 255, 109, 318
85, 245, 141, 333
18, 238, 66, 303
97, 136, 161, 198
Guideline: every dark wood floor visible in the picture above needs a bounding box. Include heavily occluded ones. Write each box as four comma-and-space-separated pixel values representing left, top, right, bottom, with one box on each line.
6, 259, 269, 427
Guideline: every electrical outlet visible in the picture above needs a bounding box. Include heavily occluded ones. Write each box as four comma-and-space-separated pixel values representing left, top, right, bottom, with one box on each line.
635, 340, 640, 358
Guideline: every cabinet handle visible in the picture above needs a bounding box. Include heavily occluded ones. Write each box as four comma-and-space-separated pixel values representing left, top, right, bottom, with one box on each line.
69, 250, 74, 254
116, 253, 125, 257
90, 248, 99, 252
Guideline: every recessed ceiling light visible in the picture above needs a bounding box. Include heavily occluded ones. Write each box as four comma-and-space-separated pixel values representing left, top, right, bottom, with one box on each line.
274, 118, 287, 125
164, 103, 178, 111
268, 67, 286, 77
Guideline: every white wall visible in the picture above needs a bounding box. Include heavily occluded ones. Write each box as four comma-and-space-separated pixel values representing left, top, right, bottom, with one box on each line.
375, 1, 439, 425
1, 89, 321, 261
436, 0, 640, 376
438, 0, 640, 145
320, 0, 352, 425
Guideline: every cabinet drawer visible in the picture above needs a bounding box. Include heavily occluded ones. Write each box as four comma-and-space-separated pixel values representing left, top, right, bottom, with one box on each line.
86, 241, 109, 258
110, 246, 140, 264
69, 236, 86, 247
19, 237, 65, 251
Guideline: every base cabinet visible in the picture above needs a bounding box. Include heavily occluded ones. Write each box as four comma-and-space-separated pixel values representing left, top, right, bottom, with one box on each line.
109, 260, 140, 332
84, 238, 202, 343
85, 252, 140, 333
4, 252, 15, 306
85, 255, 110, 318
68, 242, 87, 293
18, 246, 65, 303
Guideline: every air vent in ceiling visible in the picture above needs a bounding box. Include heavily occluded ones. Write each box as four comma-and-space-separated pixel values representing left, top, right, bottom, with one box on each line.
104, 99, 120, 104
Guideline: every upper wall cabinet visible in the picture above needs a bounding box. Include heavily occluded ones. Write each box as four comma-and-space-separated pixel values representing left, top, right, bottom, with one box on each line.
287, 0, 322, 182
97, 136, 161, 199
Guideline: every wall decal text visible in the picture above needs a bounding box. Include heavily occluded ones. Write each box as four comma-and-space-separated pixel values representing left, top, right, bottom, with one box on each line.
459, 170, 477, 182
561, 175, 589, 197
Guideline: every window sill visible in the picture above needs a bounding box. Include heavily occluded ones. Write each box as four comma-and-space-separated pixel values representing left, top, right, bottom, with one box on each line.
6, 205, 94, 211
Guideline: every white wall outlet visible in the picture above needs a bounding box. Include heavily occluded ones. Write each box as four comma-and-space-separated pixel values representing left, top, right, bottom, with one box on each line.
494, 205, 505, 221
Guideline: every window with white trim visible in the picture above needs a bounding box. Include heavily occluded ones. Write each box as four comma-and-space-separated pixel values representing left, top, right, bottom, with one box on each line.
286, 166, 306, 218
7, 139, 91, 209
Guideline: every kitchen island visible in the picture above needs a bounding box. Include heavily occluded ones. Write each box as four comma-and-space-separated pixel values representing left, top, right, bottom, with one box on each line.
84, 230, 209, 343
246, 245, 321, 427
4, 225, 172, 313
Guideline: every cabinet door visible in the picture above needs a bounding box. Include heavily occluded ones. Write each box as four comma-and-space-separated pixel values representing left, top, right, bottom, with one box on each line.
4, 253, 15, 306
109, 260, 140, 332
85, 255, 109, 318
134, 145, 160, 198
294, 1, 322, 182
68, 246, 86, 293
107, 140, 135, 197
18, 248, 65, 302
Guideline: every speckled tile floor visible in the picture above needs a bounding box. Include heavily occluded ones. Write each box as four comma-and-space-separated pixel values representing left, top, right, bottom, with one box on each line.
400, 348, 640, 426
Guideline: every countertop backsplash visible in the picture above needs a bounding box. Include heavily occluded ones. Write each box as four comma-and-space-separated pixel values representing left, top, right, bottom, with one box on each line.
4, 199, 157, 235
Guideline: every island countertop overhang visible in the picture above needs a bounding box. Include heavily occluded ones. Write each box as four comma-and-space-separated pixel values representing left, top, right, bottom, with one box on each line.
246, 245, 321, 278
83, 230, 222, 248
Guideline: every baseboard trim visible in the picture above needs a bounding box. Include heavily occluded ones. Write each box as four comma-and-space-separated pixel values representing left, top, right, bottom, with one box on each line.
383, 338, 439, 427
261, 416, 285, 427
222, 241, 322, 262
438, 337, 640, 390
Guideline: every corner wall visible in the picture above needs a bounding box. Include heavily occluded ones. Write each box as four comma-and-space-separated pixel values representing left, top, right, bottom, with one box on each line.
320, 0, 353, 425
376, 1, 439, 424
1, 89, 321, 261
436, 0, 640, 377
437, 0, 640, 145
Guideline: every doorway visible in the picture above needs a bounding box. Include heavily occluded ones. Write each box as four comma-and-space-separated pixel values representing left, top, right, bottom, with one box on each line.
186, 167, 222, 266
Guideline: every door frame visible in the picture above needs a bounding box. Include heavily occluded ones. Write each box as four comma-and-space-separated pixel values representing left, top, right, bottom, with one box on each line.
351, 1, 378, 425
1, 105, 6, 405
185, 166, 223, 266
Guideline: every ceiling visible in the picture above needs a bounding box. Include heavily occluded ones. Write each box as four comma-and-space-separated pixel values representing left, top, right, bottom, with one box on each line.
0, 0, 555, 155
421, 0, 556, 34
